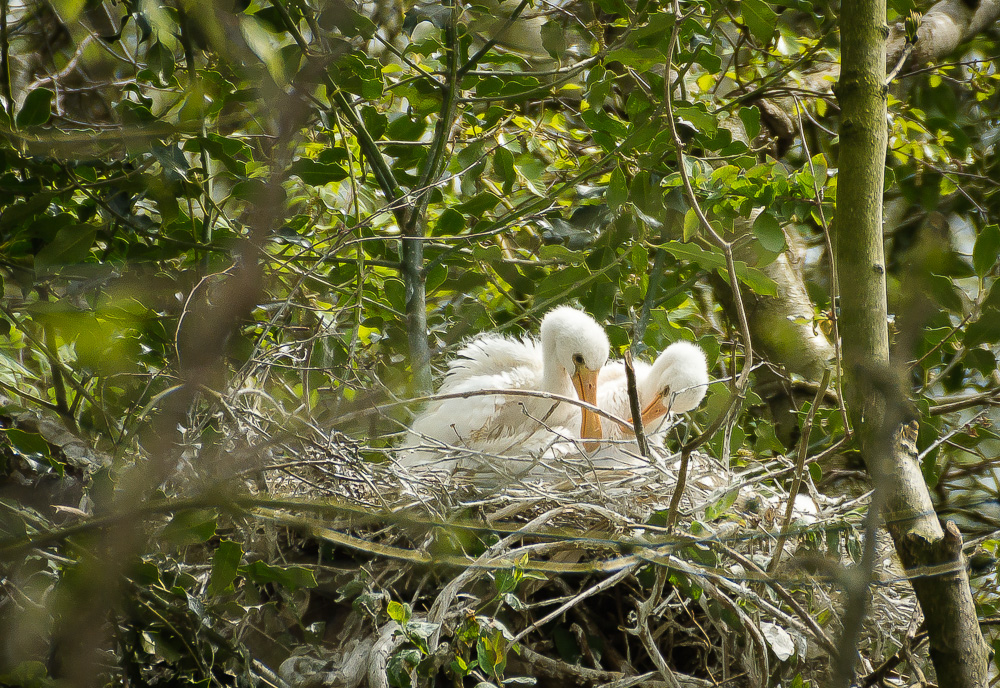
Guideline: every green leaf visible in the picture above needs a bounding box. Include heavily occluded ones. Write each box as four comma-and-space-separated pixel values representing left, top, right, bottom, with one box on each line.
436, 208, 466, 235
494, 568, 521, 594
163, 509, 218, 545
387, 647, 421, 687
581, 109, 628, 138
924, 274, 963, 313
704, 489, 739, 521
387, 600, 411, 624
239, 561, 318, 590
674, 106, 717, 135
965, 347, 996, 376
540, 20, 566, 59
473, 244, 504, 262
739, 106, 761, 140
964, 316, 1000, 348
741, 0, 778, 45
455, 192, 500, 216
753, 212, 786, 252
592, 0, 630, 16
658, 240, 778, 295
35, 224, 98, 272
682, 207, 699, 241
493, 147, 515, 195
5, 429, 49, 457
607, 167, 628, 211
808, 462, 823, 482
973, 224, 1000, 278
16, 88, 53, 128
360, 105, 387, 140
209, 540, 244, 595
536, 265, 590, 299
289, 158, 348, 185
384, 278, 406, 311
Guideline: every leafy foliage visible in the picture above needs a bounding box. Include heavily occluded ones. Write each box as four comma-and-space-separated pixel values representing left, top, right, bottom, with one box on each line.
1, 0, 1000, 682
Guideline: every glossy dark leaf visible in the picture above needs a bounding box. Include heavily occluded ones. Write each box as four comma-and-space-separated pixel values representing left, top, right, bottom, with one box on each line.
455, 192, 500, 216
964, 315, 1000, 348
209, 540, 244, 595
290, 158, 349, 185
239, 561, 318, 590
16, 88, 53, 128
436, 208, 466, 234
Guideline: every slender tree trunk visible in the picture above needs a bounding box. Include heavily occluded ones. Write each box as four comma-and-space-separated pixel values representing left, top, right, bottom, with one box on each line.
835, 1, 989, 686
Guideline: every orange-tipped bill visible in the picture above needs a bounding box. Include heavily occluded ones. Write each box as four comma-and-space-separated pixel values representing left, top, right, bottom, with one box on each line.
573, 366, 602, 450
640, 392, 669, 428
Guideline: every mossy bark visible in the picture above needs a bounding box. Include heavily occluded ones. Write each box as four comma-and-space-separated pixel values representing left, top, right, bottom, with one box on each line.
836, 0, 989, 685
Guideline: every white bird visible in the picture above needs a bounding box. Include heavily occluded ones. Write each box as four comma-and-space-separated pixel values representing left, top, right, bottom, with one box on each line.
400, 306, 610, 469
596, 341, 709, 443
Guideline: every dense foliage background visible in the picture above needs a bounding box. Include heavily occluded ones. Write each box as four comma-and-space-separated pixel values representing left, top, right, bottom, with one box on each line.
2, 0, 1000, 683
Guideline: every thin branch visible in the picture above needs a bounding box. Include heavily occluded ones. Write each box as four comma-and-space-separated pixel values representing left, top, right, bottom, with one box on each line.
768, 368, 831, 573
624, 350, 649, 458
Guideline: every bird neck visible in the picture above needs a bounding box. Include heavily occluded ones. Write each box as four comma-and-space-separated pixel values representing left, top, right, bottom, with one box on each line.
541, 341, 574, 397
637, 372, 661, 405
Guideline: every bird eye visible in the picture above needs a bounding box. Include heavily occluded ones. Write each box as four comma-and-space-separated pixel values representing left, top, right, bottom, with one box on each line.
573, 354, 585, 365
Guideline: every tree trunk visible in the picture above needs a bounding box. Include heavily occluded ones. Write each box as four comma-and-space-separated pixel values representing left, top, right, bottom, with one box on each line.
835, 0, 989, 686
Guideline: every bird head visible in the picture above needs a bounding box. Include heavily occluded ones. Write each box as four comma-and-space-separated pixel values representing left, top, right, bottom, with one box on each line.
639, 340, 709, 426
540, 306, 609, 445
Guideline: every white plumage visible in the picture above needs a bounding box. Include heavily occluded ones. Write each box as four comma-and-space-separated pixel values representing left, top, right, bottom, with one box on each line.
597, 341, 710, 442
400, 306, 610, 469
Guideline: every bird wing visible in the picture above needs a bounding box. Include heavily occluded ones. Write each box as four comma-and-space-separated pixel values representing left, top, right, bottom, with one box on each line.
407, 333, 557, 452
439, 334, 541, 393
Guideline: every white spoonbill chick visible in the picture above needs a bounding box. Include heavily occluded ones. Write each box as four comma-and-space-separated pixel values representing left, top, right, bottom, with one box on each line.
597, 340, 709, 441
400, 306, 610, 467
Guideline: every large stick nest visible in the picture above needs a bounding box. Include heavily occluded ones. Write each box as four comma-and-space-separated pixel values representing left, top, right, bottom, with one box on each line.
236, 411, 918, 688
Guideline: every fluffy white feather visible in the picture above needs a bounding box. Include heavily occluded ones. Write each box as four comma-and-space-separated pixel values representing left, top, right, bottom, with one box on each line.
597, 341, 710, 441
400, 306, 609, 468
